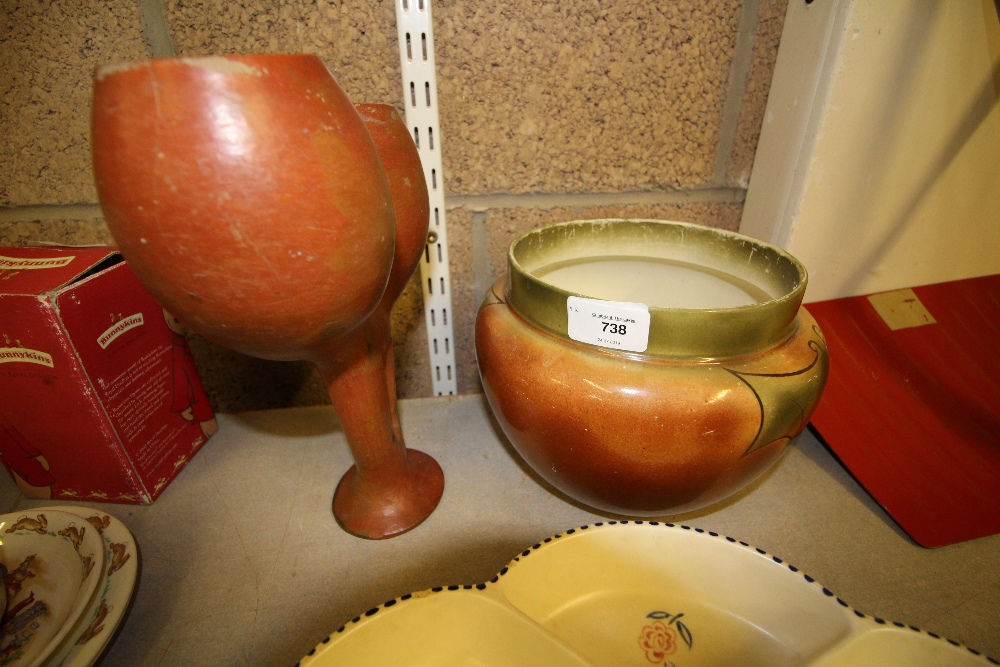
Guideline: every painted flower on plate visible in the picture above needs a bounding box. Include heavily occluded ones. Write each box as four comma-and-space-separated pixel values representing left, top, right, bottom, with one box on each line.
639, 620, 678, 663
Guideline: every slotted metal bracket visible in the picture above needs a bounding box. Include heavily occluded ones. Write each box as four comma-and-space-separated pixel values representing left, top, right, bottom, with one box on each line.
394, 0, 457, 395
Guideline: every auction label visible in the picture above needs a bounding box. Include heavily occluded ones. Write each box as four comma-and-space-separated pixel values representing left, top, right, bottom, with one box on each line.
567, 296, 651, 353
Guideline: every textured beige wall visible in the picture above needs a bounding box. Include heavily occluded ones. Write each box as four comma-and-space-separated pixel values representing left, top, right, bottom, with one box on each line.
727, 0, 789, 187
0, 0, 787, 412
165, 0, 403, 106
435, 2, 739, 194
0, 0, 147, 206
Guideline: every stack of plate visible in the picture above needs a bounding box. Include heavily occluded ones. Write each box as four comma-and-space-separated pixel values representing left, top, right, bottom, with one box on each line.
0, 506, 138, 667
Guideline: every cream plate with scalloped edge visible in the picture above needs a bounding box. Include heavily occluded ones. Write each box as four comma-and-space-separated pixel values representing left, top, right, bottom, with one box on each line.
297, 522, 995, 667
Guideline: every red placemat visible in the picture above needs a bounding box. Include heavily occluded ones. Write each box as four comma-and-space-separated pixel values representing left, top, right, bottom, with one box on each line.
807, 274, 1000, 548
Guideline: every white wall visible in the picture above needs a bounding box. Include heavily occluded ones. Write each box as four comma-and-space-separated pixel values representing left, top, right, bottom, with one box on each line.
742, 0, 1000, 303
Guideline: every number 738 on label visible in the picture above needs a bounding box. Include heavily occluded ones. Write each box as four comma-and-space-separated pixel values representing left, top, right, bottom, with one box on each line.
566, 296, 651, 353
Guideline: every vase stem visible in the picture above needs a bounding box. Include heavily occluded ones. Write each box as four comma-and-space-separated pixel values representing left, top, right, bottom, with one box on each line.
317, 319, 444, 539
321, 324, 402, 475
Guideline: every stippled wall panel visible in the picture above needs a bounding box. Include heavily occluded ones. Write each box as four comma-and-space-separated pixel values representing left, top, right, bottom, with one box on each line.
435, 1, 743, 195
0, 0, 147, 207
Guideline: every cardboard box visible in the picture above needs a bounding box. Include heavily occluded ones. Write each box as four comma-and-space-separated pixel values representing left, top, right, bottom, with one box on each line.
0, 246, 216, 503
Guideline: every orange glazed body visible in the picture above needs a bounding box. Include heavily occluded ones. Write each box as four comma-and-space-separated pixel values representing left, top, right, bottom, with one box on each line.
92, 55, 395, 360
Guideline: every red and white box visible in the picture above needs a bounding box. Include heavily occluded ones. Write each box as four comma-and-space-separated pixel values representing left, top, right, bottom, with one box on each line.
0, 246, 216, 503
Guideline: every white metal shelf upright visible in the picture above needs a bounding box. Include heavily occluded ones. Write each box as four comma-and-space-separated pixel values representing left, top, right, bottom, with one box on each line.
395, 0, 458, 396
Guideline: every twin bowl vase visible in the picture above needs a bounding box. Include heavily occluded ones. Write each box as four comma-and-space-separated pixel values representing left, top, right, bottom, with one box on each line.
91, 54, 444, 539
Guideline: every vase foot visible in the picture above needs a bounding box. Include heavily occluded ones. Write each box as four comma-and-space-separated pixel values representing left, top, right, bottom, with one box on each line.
332, 449, 445, 539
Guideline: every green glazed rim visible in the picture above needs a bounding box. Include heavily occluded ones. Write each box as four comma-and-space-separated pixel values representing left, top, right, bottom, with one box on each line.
506, 219, 808, 360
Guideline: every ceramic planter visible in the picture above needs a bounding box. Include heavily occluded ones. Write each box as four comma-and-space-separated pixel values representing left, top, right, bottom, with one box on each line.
476, 219, 828, 516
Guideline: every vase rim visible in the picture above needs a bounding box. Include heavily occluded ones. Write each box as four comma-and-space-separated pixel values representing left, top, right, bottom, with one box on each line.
94, 53, 324, 81
506, 218, 809, 360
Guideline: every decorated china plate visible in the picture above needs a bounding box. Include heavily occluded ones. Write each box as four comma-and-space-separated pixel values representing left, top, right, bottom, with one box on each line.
32, 507, 138, 667
297, 521, 994, 667
0, 509, 105, 667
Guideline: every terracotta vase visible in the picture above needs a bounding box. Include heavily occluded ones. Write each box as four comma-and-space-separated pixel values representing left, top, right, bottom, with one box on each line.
91, 54, 443, 539
475, 219, 829, 516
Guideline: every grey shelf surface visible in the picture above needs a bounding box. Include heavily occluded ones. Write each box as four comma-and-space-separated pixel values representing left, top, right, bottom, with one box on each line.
3, 394, 998, 665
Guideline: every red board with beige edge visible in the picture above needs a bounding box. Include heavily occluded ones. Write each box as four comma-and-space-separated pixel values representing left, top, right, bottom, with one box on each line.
807, 274, 1000, 548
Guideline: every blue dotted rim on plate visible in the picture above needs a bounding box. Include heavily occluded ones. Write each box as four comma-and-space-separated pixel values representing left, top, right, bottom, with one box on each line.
296, 520, 999, 666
